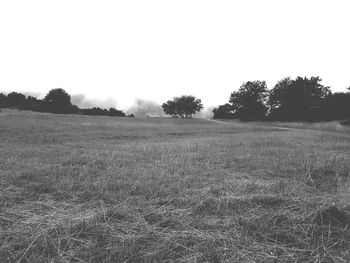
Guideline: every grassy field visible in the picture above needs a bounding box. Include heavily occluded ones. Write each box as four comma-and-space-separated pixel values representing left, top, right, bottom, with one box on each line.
1, 109, 350, 262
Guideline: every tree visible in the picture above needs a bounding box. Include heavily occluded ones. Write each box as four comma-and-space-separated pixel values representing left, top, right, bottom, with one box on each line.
321, 91, 350, 121
108, 107, 126, 117
268, 76, 331, 121
268, 77, 293, 111
0, 93, 7, 108
24, 96, 45, 111
212, 103, 234, 119
44, 88, 74, 114
80, 107, 105, 116
162, 95, 203, 118
229, 81, 268, 120
7, 92, 26, 108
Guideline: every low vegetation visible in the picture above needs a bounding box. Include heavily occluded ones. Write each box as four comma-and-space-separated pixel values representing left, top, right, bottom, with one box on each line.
1, 110, 350, 262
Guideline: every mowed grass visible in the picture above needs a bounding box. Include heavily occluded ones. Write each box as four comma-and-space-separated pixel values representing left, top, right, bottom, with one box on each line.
1, 110, 350, 262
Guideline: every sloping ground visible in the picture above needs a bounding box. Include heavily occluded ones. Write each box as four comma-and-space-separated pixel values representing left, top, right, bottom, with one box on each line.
210, 118, 350, 134
1, 110, 350, 262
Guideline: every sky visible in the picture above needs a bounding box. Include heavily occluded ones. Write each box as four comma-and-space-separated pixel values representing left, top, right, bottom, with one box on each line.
0, 0, 349, 111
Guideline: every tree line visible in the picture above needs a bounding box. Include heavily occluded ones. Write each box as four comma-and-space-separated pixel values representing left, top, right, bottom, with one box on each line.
1, 76, 349, 122
213, 76, 350, 122
160, 76, 349, 121
0, 88, 131, 117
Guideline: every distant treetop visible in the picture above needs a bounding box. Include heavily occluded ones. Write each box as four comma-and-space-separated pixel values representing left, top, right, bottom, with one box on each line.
44, 88, 73, 114
162, 95, 203, 118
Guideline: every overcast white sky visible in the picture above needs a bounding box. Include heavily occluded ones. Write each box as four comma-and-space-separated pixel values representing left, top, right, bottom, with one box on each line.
0, 0, 349, 110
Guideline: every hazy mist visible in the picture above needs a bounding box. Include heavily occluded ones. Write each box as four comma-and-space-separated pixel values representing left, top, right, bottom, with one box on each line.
126, 99, 164, 117
71, 94, 119, 109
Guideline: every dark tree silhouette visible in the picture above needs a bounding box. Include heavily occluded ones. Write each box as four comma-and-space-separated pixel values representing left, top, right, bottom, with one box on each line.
79, 107, 125, 117
162, 95, 203, 118
81, 107, 106, 116
321, 91, 350, 121
0, 93, 7, 108
229, 80, 268, 120
108, 107, 126, 117
44, 88, 75, 114
268, 77, 293, 112
0, 89, 127, 117
212, 103, 234, 119
24, 96, 45, 111
268, 76, 331, 121
7, 92, 26, 108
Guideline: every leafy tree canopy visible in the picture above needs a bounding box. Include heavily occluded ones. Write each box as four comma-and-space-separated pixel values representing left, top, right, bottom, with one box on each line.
212, 103, 234, 119
268, 76, 331, 121
229, 80, 268, 120
162, 95, 203, 118
322, 92, 350, 121
108, 107, 126, 117
44, 88, 73, 113
44, 88, 71, 105
7, 92, 26, 107
0, 93, 7, 108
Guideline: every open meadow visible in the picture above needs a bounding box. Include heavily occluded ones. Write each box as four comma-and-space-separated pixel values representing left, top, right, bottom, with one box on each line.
1, 109, 350, 262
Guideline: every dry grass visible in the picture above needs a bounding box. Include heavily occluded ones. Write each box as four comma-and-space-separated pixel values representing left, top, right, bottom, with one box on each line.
1, 109, 350, 262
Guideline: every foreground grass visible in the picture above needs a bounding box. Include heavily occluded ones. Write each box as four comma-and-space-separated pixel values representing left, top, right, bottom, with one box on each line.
1, 110, 350, 262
